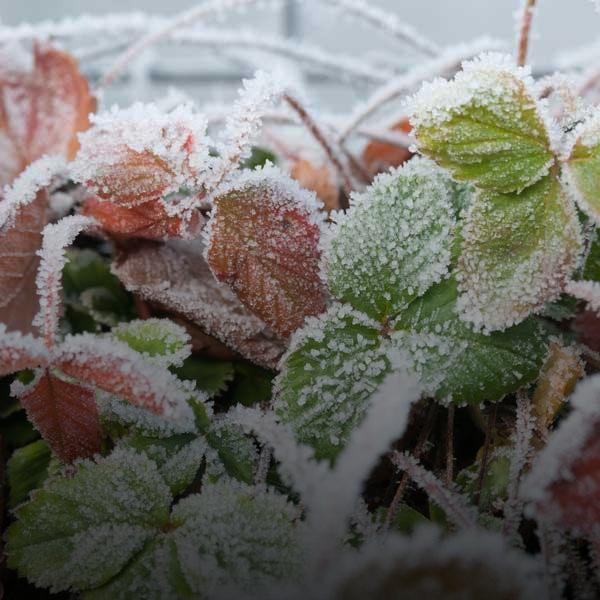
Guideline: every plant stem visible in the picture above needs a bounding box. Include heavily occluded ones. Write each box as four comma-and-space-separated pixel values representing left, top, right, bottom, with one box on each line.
445, 405, 455, 486
474, 403, 498, 507
517, 0, 538, 67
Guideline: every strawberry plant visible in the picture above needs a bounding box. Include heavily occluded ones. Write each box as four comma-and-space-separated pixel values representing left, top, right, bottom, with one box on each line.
3, 1, 600, 598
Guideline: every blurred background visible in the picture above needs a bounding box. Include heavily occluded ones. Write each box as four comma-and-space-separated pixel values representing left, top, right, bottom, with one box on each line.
0, 0, 599, 110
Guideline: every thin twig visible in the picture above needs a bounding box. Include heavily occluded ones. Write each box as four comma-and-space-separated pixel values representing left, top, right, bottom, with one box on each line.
445, 405, 455, 486
283, 92, 355, 194
386, 403, 436, 525
474, 403, 498, 507
516, 0, 538, 67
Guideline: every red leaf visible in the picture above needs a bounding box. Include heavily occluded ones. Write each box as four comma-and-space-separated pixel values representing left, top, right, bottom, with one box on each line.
83, 194, 203, 240
113, 243, 284, 368
15, 369, 102, 463
361, 118, 413, 177
54, 334, 191, 418
0, 326, 49, 377
290, 159, 340, 212
206, 167, 327, 337
0, 190, 47, 334
0, 43, 95, 185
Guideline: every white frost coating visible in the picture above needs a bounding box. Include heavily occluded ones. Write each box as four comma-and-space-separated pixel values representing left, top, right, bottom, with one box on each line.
0, 324, 50, 376
324, 526, 545, 600
340, 37, 504, 141
55, 333, 196, 421
72, 102, 212, 211
112, 318, 192, 368
33, 215, 96, 347
0, 156, 66, 230
523, 374, 600, 521
305, 369, 422, 571
206, 71, 286, 194
391, 452, 477, 529
565, 279, 600, 313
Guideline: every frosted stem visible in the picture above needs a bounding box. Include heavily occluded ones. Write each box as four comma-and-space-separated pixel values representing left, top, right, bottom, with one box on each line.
391, 451, 477, 529
283, 92, 355, 194
99, 0, 262, 88
474, 404, 497, 507
516, 0, 538, 67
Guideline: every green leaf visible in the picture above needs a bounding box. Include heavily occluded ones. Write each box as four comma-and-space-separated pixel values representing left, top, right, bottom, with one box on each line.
241, 146, 278, 170
457, 175, 581, 331
7, 440, 51, 507
112, 318, 192, 367
456, 451, 510, 512
275, 304, 392, 460
392, 278, 550, 404
173, 356, 235, 397
410, 53, 554, 193
6, 448, 172, 593
582, 226, 600, 282
204, 419, 258, 484
324, 159, 456, 322
566, 114, 600, 222
121, 433, 206, 495
230, 361, 274, 407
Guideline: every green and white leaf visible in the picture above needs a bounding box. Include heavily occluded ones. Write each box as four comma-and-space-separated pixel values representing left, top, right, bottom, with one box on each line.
7, 448, 172, 593
274, 304, 392, 461
565, 110, 600, 223
457, 175, 582, 332
112, 318, 192, 368
409, 53, 554, 193
324, 159, 456, 322
392, 278, 550, 404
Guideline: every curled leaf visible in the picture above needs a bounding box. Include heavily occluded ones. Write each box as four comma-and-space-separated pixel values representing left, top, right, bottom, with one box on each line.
113, 241, 285, 369
14, 369, 102, 463
206, 165, 327, 337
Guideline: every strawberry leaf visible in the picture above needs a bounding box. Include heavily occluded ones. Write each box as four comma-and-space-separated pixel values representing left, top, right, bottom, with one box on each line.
113, 242, 284, 369
324, 159, 456, 322
0, 324, 49, 376
6, 448, 171, 593
409, 53, 554, 193
14, 369, 102, 463
457, 175, 582, 331
206, 165, 327, 338
274, 304, 392, 460
7, 439, 51, 507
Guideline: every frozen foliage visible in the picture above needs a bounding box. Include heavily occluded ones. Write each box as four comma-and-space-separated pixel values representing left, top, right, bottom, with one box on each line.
324, 158, 456, 321
205, 164, 327, 338
112, 318, 192, 368
0, 323, 49, 375
327, 526, 545, 600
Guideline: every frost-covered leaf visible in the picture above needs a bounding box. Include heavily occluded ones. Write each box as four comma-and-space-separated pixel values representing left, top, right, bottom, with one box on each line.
73, 103, 209, 207
524, 374, 600, 535
121, 433, 206, 495
54, 333, 195, 420
173, 355, 235, 397
329, 527, 545, 600
86, 481, 302, 599
274, 304, 392, 460
7, 439, 51, 507
14, 369, 102, 463
409, 53, 554, 193
564, 111, 600, 223
457, 175, 581, 331
565, 279, 600, 314
392, 278, 551, 404
206, 165, 327, 338
6, 447, 171, 593
113, 242, 284, 369
0, 42, 95, 185
0, 324, 49, 376
361, 117, 413, 177
0, 189, 47, 334
82, 194, 203, 240
112, 318, 192, 368
324, 159, 456, 322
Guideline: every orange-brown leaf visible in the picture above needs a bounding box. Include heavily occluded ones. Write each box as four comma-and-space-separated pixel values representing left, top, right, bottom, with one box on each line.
0, 43, 95, 185
83, 194, 203, 240
206, 169, 327, 337
0, 190, 47, 334
362, 118, 413, 177
0, 326, 49, 376
290, 159, 340, 212
113, 243, 285, 368
16, 369, 102, 463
